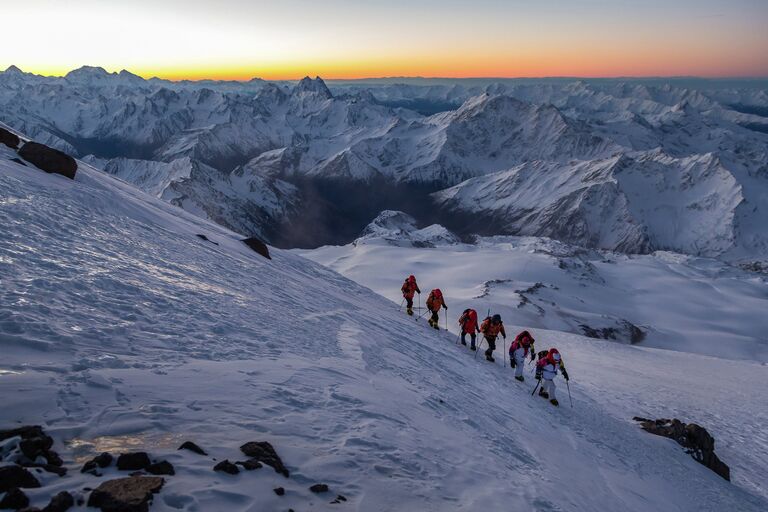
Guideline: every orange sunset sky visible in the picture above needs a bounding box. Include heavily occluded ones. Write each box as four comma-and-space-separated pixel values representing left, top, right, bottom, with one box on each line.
2, 0, 767, 80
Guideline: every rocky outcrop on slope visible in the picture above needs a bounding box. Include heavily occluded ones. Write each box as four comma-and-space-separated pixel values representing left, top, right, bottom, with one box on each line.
634, 417, 730, 481
18, 142, 77, 179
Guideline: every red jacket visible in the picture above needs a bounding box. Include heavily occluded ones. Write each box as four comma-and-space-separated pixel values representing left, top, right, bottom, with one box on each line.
480, 318, 506, 338
509, 331, 535, 356
401, 278, 420, 299
426, 289, 446, 312
458, 309, 479, 333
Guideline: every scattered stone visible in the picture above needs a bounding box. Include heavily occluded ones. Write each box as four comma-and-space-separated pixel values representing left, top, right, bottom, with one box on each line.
634, 417, 730, 480
239, 441, 288, 477
145, 461, 174, 476
42, 491, 74, 512
26, 464, 66, 477
331, 494, 347, 504
235, 458, 262, 471
273, 487, 285, 496
87, 476, 164, 512
0, 487, 29, 509
309, 484, 329, 494
17, 142, 77, 180
177, 441, 207, 456
241, 237, 271, 260
213, 460, 239, 475
0, 466, 41, 492
82, 452, 113, 473
116, 452, 151, 471
0, 127, 20, 149
0, 425, 62, 469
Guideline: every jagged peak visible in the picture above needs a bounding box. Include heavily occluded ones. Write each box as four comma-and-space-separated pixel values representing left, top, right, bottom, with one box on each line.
3, 65, 23, 75
294, 76, 333, 98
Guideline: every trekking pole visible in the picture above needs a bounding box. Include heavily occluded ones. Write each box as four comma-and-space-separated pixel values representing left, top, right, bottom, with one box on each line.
445, 313, 448, 332
397, 297, 405, 311
416, 308, 430, 321
503, 338, 507, 367
455, 332, 461, 345
531, 380, 541, 397
416, 294, 422, 321
474, 337, 484, 359
566, 380, 573, 408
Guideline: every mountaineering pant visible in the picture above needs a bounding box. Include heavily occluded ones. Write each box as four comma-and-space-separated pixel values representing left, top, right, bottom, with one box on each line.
430, 310, 439, 323
484, 335, 497, 357
542, 378, 556, 400
461, 331, 477, 348
512, 347, 527, 378
405, 297, 414, 309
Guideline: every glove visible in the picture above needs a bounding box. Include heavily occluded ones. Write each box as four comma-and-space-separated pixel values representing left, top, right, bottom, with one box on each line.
510, 359, 516, 368
530, 352, 536, 361
443, 305, 448, 310
535, 370, 542, 381
562, 370, 569, 381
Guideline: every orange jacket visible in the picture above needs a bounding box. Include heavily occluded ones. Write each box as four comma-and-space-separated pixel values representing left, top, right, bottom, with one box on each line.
426, 289, 446, 312
401, 278, 420, 299
480, 318, 506, 338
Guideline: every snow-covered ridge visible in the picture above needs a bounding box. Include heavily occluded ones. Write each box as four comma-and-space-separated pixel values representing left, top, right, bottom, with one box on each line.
1, 131, 768, 510
354, 210, 460, 247
2, 66, 767, 257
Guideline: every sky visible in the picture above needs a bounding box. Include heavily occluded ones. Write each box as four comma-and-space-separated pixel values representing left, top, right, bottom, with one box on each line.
2, 0, 767, 80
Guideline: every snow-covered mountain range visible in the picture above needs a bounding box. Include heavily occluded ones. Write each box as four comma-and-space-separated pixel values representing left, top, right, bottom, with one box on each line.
1, 66, 767, 259
2, 126, 767, 511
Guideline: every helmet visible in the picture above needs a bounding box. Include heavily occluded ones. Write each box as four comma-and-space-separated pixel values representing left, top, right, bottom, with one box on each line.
492, 314, 501, 323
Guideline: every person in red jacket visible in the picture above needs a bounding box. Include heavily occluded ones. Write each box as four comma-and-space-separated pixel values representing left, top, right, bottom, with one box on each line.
458, 308, 480, 349
509, 330, 536, 381
535, 348, 569, 406
479, 314, 506, 362
426, 288, 447, 330
400, 275, 421, 316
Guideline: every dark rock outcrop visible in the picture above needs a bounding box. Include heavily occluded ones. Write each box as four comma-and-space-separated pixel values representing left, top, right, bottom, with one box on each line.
82, 452, 114, 474
0, 487, 29, 509
634, 417, 730, 480
145, 461, 174, 476
239, 441, 287, 477
0, 466, 41, 492
177, 441, 207, 456
116, 453, 151, 471
42, 491, 74, 512
235, 459, 262, 471
213, 460, 239, 475
17, 142, 77, 180
0, 425, 63, 471
331, 494, 348, 504
195, 234, 219, 246
87, 476, 164, 512
273, 487, 285, 496
241, 238, 271, 260
309, 484, 329, 493
0, 127, 20, 149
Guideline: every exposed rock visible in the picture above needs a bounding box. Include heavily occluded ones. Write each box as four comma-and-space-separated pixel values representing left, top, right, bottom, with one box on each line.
241, 238, 271, 260
634, 417, 730, 480
10, 158, 27, 166
195, 234, 219, 246
309, 484, 329, 493
212, 460, 239, 475
116, 453, 151, 471
0, 487, 29, 509
25, 464, 66, 477
82, 452, 114, 474
87, 476, 164, 512
17, 142, 77, 180
579, 320, 645, 344
0, 426, 62, 468
0, 127, 20, 149
239, 441, 288, 477
177, 441, 207, 456
235, 458, 262, 471
0, 466, 41, 492
273, 487, 285, 496
145, 461, 174, 476
331, 494, 348, 504
42, 491, 74, 512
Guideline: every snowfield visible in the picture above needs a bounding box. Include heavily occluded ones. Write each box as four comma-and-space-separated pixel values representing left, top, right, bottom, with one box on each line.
1, 148, 768, 510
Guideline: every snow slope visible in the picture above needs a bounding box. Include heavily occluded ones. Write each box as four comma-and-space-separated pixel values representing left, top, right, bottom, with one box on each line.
1, 142, 767, 510
299, 217, 768, 361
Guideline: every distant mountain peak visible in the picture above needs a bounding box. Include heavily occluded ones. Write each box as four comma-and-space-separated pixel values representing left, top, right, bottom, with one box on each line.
4, 65, 23, 75
294, 76, 332, 99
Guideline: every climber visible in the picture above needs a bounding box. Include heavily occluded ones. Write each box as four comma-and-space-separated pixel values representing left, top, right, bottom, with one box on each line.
426, 288, 447, 330
509, 330, 536, 381
458, 308, 480, 349
479, 314, 506, 362
535, 348, 569, 406
401, 275, 421, 316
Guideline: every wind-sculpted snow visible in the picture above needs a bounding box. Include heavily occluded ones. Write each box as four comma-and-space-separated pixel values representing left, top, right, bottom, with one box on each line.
1, 144, 768, 510
1, 67, 767, 256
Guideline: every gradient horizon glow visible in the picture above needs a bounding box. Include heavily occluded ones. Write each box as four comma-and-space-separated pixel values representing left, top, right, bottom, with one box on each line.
3, 0, 767, 80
